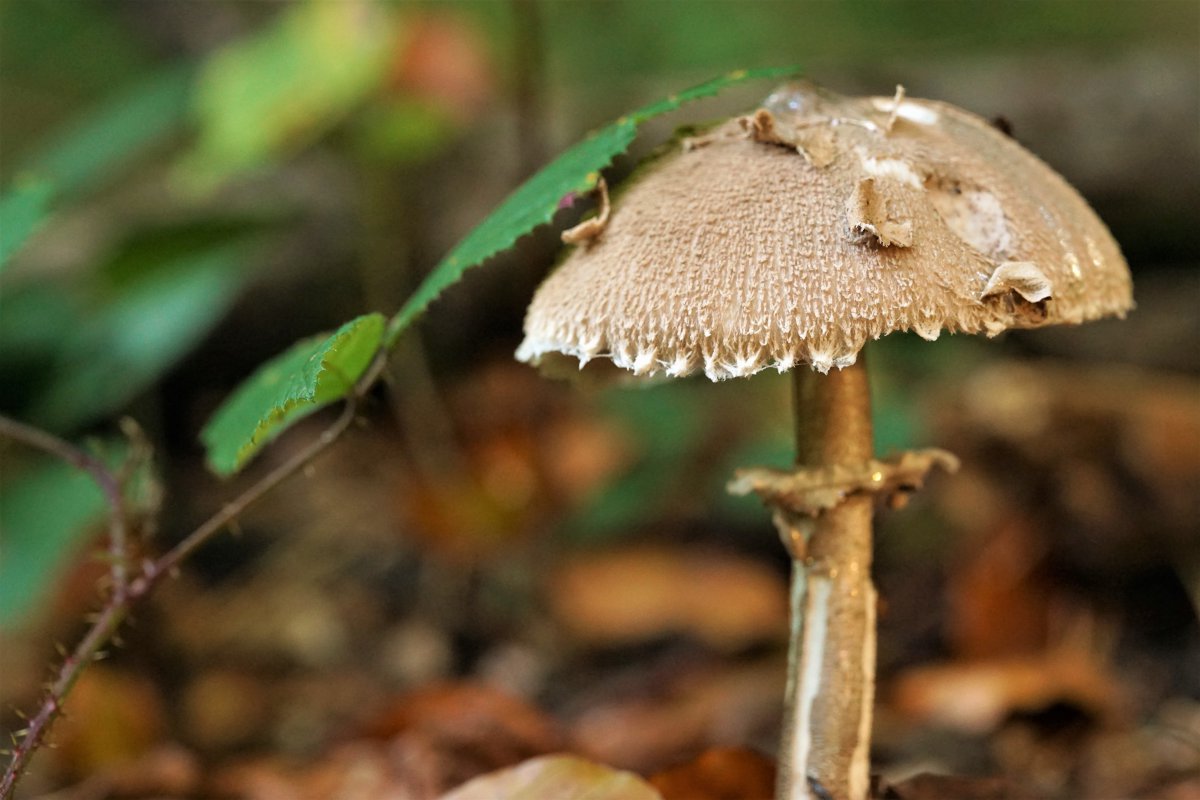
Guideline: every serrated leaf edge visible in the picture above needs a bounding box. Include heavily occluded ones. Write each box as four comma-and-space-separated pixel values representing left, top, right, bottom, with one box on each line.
384, 66, 800, 345
202, 313, 384, 475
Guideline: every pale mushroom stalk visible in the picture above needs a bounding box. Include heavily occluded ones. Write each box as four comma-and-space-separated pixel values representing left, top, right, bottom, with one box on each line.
780, 360, 875, 800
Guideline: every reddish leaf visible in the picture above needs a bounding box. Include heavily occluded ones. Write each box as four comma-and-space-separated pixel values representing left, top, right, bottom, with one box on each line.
649, 747, 776, 800
890, 651, 1125, 734
359, 682, 565, 790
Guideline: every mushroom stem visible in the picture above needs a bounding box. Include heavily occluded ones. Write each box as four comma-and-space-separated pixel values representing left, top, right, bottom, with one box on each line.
780, 358, 875, 800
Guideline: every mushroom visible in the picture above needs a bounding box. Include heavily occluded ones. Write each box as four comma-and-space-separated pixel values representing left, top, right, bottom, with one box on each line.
517, 81, 1133, 800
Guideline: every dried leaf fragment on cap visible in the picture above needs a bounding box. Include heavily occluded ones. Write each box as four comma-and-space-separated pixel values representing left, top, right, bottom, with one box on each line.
560, 177, 612, 245
845, 177, 914, 247
980, 261, 1055, 332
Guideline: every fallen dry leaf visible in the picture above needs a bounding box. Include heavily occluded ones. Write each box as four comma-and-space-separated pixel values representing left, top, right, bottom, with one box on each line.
890, 651, 1124, 734
47, 744, 201, 800
548, 545, 787, 650
649, 747, 776, 800
572, 659, 784, 772
51, 666, 168, 781
180, 668, 270, 752
946, 518, 1052, 659
358, 682, 565, 790
880, 772, 1011, 800
440, 754, 662, 800
398, 468, 532, 563
538, 416, 633, 505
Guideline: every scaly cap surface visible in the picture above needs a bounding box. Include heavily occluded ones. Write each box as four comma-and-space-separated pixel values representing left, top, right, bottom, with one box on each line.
518, 82, 1133, 379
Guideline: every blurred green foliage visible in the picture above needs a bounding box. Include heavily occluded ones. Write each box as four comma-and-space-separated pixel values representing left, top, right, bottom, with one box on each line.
0, 456, 107, 625
0, 438, 158, 628
0, 179, 53, 273
31, 238, 258, 432
180, 1, 395, 190
22, 67, 193, 200
2, 0, 417, 627
538, 0, 1190, 81
568, 379, 717, 540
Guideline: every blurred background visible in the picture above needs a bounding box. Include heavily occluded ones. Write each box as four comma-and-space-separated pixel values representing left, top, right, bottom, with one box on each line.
1, 1, 1197, 798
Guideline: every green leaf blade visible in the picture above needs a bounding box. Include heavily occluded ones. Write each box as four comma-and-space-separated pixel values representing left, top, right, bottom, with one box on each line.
179, 1, 395, 190
201, 313, 385, 476
386, 122, 635, 341
29, 240, 257, 433
0, 178, 54, 273
629, 66, 799, 122
0, 456, 108, 628
28, 64, 194, 198
385, 66, 799, 345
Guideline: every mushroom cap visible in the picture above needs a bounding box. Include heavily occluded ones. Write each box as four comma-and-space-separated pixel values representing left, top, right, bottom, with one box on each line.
517, 83, 1133, 380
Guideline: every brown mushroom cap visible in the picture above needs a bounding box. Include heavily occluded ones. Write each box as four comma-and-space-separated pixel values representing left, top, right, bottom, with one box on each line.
517, 82, 1133, 380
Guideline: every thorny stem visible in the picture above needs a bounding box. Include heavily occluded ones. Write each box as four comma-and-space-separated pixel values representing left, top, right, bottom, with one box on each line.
0, 418, 131, 597
0, 352, 388, 798
778, 358, 875, 800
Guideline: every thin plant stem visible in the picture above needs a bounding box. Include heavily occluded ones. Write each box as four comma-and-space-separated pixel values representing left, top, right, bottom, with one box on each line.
510, 0, 547, 182
0, 418, 130, 597
0, 351, 387, 798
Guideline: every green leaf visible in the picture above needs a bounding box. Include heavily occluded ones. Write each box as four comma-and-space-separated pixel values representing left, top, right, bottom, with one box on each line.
0, 63, 193, 275
179, 0, 395, 190
352, 98, 455, 165
0, 437, 156, 629
0, 454, 109, 628
0, 0, 150, 105
0, 178, 54, 272
201, 313, 385, 476
0, 282, 78, 368
29, 239, 258, 432
385, 65, 799, 346
25, 64, 194, 198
